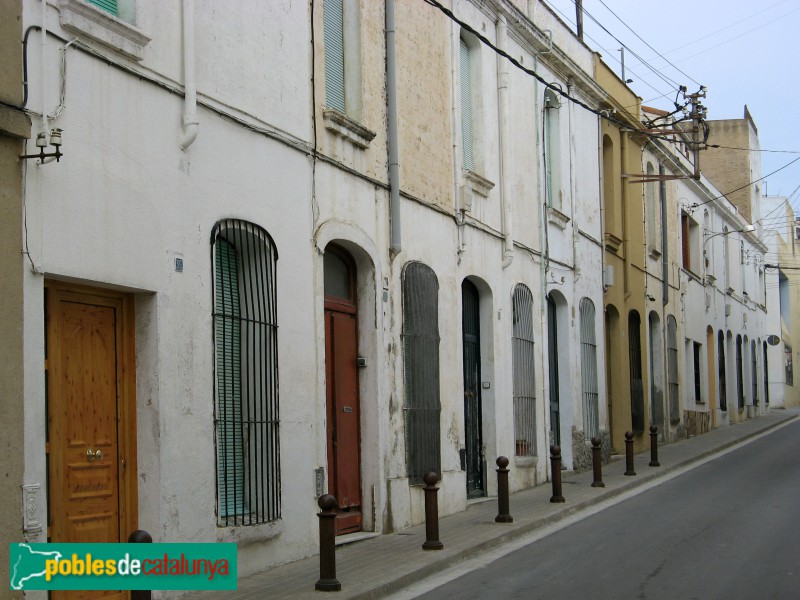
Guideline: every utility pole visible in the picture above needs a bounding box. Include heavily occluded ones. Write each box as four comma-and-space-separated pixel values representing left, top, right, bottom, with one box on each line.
685, 86, 708, 180
576, 0, 584, 42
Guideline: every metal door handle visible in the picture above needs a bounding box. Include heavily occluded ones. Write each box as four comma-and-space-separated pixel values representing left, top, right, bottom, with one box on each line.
86, 448, 104, 462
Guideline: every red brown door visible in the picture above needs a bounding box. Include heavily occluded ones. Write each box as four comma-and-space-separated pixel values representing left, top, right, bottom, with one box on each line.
46, 282, 137, 600
323, 247, 362, 535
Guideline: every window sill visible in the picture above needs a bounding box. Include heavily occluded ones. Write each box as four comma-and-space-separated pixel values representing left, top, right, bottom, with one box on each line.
216, 519, 283, 546
514, 455, 538, 468
323, 109, 376, 149
547, 206, 570, 230
460, 169, 495, 212
59, 0, 150, 61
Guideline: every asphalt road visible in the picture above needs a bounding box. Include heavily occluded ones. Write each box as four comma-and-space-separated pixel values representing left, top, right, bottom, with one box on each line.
417, 419, 800, 600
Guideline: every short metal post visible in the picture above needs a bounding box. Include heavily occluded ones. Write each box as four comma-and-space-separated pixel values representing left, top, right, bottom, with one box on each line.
422, 471, 444, 550
624, 431, 636, 476
549, 445, 565, 503
315, 494, 341, 592
649, 425, 660, 467
128, 530, 152, 600
591, 437, 605, 488
495, 456, 513, 523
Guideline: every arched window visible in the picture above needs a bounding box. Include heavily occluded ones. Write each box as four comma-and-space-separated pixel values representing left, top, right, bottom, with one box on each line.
402, 262, 441, 482
667, 316, 679, 424
602, 135, 616, 235
736, 335, 745, 409
751, 340, 758, 407
512, 284, 536, 456
460, 34, 479, 171
212, 219, 280, 525
580, 298, 599, 438
544, 89, 561, 209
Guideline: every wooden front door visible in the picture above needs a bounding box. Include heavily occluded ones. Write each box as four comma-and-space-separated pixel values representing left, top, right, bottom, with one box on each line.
46, 282, 137, 598
323, 248, 362, 535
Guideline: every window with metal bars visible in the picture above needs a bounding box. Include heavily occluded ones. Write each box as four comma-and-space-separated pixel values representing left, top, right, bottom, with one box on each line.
212, 219, 280, 525
751, 340, 758, 406
512, 284, 536, 457
718, 331, 727, 411
667, 316, 679, 424
579, 298, 599, 439
402, 262, 441, 484
629, 311, 645, 433
763, 341, 770, 405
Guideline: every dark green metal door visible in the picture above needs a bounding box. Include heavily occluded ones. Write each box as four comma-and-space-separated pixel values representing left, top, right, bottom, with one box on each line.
462, 280, 484, 497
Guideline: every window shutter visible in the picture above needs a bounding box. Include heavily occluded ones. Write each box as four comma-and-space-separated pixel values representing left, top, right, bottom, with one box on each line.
87, 0, 118, 16
544, 105, 553, 207
215, 239, 245, 519
324, 0, 346, 113
579, 299, 599, 438
460, 38, 474, 171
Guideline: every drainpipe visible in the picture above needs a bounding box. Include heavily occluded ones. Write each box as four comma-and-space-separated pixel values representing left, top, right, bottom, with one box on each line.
567, 81, 578, 278
534, 58, 549, 447
497, 15, 513, 268
40, 0, 48, 138
621, 131, 629, 295
178, 0, 199, 150
386, 0, 401, 253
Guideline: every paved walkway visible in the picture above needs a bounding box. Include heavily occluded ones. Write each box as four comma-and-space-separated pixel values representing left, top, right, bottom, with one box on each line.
188, 408, 799, 600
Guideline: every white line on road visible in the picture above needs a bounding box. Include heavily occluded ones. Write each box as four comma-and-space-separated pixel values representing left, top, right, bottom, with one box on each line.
384, 417, 797, 599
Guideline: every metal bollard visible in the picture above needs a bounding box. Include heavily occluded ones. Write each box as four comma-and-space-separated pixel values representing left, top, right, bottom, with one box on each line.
549, 445, 565, 503
624, 431, 636, 476
422, 471, 444, 550
495, 456, 513, 523
128, 530, 152, 600
649, 425, 660, 467
315, 494, 342, 591
591, 437, 605, 488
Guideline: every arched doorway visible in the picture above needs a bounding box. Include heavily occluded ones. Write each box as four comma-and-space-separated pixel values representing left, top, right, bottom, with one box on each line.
324, 245, 362, 534
462, 279, 484, 498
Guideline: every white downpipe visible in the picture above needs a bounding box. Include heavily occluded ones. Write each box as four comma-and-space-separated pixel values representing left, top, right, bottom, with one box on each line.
40, 0, 48, 137
179, 0, 198, 150
497, 15, 514, 269
386, 0, 401, 252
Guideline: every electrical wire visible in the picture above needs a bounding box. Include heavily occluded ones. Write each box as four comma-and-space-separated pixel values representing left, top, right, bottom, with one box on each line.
594, 0, 701, 87
707, 145, 800, 154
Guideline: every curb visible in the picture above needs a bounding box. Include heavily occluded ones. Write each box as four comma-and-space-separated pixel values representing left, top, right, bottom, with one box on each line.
351, 412, 799, 599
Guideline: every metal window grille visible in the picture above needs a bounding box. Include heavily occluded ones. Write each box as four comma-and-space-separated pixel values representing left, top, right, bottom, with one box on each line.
667, 316, 679, 424
751, 341, 758, 406
736, 336, 745, 409
718, 331, 727, 411
628, 312, 645, 433
763, 342, 770, 405
460, 36, 474, 171
402, 262, 441, 484
512, 285, 536, 457
323, 0, 346, 112
212, 219, 280, 525
579, 298, 599, 439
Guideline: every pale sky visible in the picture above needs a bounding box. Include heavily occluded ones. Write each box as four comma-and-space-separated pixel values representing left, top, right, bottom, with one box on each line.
543, 0, 800, 211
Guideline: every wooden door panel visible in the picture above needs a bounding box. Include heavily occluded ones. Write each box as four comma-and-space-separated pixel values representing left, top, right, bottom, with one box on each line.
330, 311, 360, 509
46, 282, 136, 561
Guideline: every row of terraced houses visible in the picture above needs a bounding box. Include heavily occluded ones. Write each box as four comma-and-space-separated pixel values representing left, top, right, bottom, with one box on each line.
2, 1, 799, 596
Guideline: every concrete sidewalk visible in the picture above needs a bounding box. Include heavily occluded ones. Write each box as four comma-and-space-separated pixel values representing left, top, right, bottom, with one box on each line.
189, 409, 799, 600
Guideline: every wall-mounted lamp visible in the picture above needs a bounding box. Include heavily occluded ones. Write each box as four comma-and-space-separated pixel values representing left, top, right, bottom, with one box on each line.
703, 223, 756, 249
20, 129, 64, 163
